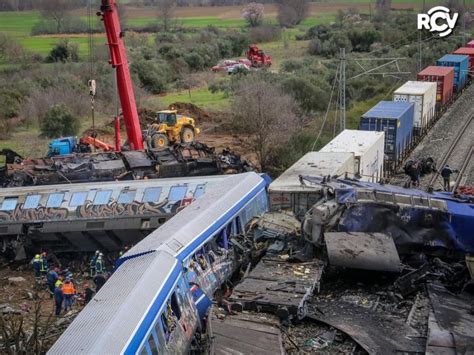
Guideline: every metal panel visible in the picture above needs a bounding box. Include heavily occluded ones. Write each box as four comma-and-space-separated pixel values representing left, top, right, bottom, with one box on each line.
325, 232, 401, 272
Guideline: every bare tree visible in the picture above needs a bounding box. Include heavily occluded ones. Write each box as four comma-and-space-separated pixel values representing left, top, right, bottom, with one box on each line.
242, 2, 264, 27
277, 0, 309, 28
231, 75, 301, 171
37, 0, 77, 34
157, 0, 177, 31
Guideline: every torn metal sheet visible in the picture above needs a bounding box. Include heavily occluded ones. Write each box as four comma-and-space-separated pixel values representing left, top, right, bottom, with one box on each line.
426, 311, 456, 355
308, 298, 425, 354
209, 311, 284, 355
325, 232, 401, 272
427, 283, 474, 354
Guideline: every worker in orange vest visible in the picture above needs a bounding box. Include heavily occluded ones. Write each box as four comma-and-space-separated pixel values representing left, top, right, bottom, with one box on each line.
62, 277, 76, 312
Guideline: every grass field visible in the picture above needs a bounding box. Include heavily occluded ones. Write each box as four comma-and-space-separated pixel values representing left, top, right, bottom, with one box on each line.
0, 1, 438, 58
145, 87, 231, 111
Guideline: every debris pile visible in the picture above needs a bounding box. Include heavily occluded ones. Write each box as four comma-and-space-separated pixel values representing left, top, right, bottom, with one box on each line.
0, 143, 253, 187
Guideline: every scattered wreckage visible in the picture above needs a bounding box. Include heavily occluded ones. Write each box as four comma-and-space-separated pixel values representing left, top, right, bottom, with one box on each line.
214, 176, 474, 354
0, 143, 252, 188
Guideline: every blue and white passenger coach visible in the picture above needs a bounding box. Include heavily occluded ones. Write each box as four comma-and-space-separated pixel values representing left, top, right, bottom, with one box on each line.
48, 172, 269, 354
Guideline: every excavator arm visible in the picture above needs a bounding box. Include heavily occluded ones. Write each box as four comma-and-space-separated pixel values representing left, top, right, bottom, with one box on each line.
98, 0, 144, 151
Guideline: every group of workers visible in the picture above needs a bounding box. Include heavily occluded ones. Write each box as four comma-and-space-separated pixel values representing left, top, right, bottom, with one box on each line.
405, 160, 458, 191
32, 250, 112, 317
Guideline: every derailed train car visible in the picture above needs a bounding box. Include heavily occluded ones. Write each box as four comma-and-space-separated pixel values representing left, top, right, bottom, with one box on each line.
302, 177, 474, 256
0, 143, 251, 188
49, 172, 269, 354
0, 175, 227, 258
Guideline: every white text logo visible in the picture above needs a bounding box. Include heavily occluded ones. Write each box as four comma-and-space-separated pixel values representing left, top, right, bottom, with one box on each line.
417, 6, 459, 38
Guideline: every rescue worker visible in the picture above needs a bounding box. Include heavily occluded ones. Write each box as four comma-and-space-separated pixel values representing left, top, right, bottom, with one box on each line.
84, 283, 95, 305
95, 253, 105, 275
40, 252, 48, 279
32, 254, 42, 284
54, 280, 63, 316
90, 250, 100, 277
46, 267, 59, 297
62, 277, 76, 312
441, 165, 458, 191
93, 273, 106, 292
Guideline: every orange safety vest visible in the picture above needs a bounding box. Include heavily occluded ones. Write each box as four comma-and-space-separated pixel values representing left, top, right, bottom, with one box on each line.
62, 282, 76, 295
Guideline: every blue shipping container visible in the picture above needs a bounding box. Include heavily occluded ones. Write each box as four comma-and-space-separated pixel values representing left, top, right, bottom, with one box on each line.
360, 101, 414, 162
436, 54, 469, 91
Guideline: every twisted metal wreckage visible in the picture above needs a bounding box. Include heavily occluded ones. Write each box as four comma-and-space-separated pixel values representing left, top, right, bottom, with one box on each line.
0, 143, 251, 187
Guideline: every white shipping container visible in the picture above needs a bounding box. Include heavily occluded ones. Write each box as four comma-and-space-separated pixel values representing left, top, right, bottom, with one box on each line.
320, 130, 385, 182
269, 151, 355, 215
393, 81, 437, 132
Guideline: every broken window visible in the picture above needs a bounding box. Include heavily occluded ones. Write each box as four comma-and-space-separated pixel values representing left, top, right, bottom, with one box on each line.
1, 197, 17, 211
69, 192, 88, 207
168, 186, 187, 201
93, 190, 112, 205
46, 193, 64, 208
118, 190, 136, 204
23, 195, 41, 209
170, 293, 181, 320
142, 187, 162, 203
193, 184, 205, 199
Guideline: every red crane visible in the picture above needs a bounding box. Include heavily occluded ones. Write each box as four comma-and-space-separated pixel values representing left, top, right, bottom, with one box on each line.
98, 0, 144, 151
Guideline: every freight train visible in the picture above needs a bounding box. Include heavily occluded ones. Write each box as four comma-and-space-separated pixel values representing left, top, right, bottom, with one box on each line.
49, 172, 269, 354
358, 41, 473, 173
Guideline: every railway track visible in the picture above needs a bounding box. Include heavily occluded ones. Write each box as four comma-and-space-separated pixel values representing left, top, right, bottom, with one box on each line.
427, 115, 474, 191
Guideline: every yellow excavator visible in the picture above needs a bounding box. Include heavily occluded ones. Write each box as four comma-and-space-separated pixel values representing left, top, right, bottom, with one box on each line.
147, 109, 201, 149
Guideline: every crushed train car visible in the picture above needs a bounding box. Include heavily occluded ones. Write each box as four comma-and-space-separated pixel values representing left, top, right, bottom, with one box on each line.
0, 143, 252, 188
302, 176, 474, 257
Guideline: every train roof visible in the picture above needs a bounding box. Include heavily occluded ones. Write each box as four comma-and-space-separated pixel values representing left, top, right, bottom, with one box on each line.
119, 172, 267, 262
269, 152, 354, 192
0, 175, 227, 197
320, 129, 385, 157
48, 251, 179, 354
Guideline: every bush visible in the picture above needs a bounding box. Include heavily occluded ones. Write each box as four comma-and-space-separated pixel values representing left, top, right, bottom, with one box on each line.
131, 60, 172, 94
46, 41, 79, 63
249, 26, 282, 43
40, 104, 80, 138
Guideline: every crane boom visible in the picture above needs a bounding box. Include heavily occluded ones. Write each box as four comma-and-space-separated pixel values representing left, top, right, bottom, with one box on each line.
98, 0, 144, 151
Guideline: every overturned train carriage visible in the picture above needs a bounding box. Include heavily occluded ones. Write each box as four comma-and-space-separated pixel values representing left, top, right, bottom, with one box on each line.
0, 175, 228, 257
0, 143, 251, 188
49, 172, 269, 354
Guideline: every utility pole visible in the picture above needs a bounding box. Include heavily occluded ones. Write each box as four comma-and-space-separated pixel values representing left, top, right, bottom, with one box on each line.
418, 30, 422, 72
462, 0, 466, 44
339, 48, 346, 131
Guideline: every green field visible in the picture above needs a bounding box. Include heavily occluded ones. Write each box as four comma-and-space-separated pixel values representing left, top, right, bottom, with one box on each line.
0, 0, 439, 58
146, 87, 231, 111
